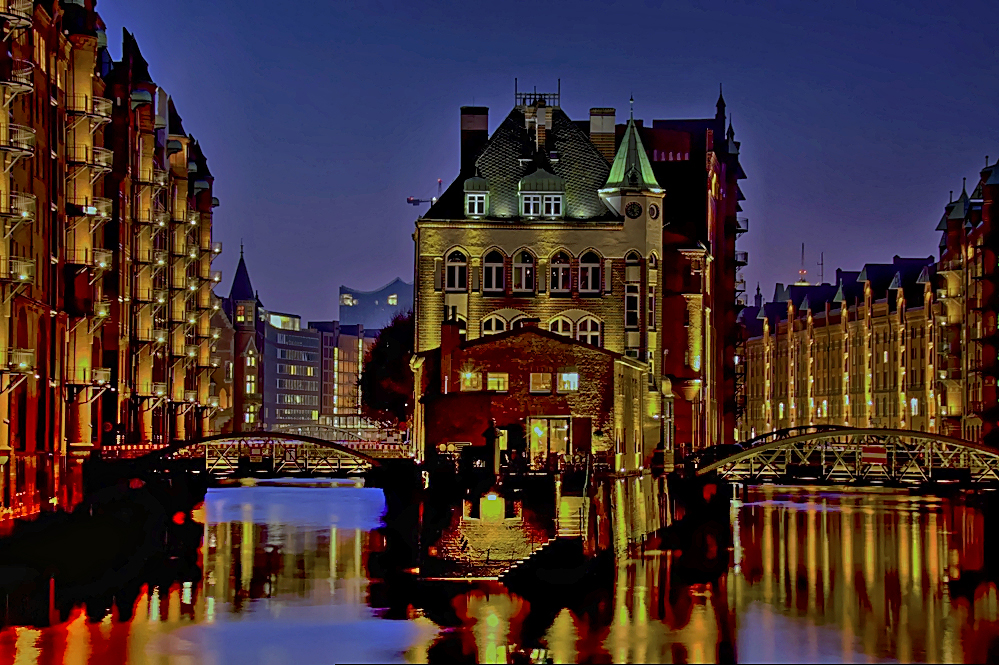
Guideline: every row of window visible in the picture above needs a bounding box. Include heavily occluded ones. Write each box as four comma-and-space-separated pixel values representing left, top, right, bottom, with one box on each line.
275, 409, 320, 420
445, 249, 656, 293
276, 394, 320, 406
465, 193, 563, 218
276, 333, 320, 348
276, 378, 319, 391
460, 370, 580, 394
277, 349, 318, 362
276, 363, 316, 376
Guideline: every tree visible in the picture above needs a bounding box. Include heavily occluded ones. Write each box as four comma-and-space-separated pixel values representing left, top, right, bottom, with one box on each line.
360, 311, 414, 427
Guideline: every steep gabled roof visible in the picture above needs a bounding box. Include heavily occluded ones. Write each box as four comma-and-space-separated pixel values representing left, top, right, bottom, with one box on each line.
603, 116, 661, 192
229, 250, 256, 303
423, 106, 614, 221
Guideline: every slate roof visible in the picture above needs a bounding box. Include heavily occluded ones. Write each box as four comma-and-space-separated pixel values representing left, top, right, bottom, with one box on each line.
229, 252, 256, 303
424, 106, 615, 221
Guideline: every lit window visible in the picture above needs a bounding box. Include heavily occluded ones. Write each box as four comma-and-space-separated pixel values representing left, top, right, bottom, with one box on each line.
236, 304, 246, 322
522, 194, 541, 216
550, 252, 571, 293
779, 402, 785, 419
245, 374, 257, 395
543, 195, 562, 217
482, 315, 506, 335
246, 355, 256, 367
579, 252, 601, 293
340, 293, 355, 306
487, 373, 508, 392
513, 251, 535, 292
557, 372, 579, 393
446, 250, 467, 291
911, 397, 919, 416
576, 317, 601, 346
549, 317, 572, 336
647, 286, 656, 328
530, 372, 552, 393
483, 250, 505, 293
460, 372, 482, 391
388, 294, 398, 306
625, 284, 640, 328
466, 193, 486, 216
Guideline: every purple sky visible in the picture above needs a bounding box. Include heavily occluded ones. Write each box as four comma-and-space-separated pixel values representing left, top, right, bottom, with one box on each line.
100, 0, 999, 322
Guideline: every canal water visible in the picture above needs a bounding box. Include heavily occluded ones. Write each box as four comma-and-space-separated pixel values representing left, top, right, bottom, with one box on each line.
1, 482, 997, 663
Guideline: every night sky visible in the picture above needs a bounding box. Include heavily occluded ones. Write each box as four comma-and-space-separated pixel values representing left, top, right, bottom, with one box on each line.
100, 0, 999, 322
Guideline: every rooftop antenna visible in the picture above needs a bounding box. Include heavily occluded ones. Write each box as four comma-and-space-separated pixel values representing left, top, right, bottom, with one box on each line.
406, 179, 443, 207
795, 243, 808, 285
817, 252, 825, 284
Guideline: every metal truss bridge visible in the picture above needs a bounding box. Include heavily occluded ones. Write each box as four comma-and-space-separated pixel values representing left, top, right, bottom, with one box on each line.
697, 427, 999, 485
111, 431, 384, 477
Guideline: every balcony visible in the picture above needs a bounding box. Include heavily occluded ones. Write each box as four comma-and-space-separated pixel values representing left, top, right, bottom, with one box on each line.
136, 166, 168, 188
183, 390, 198, 403
92, 299, 111, 319
0, 2, 32, 32
736, 217, 749, 234
207, 270, 222, 284
206, 395, 221, 409
184, 345, 200, 360
65, 248, 113, 270
735, 277, 746, 294
210, 241, 222, 258
136, 328, 168, 344
186, 209, 200, 226
734, 250, 749, 266
0, 123, 34, 158
198, 354, 220, 369
210, 327, 221, 340
92, 249, 113, 271
1, 256, 34, 283
0, 59, 31, 97
67, 95, 112, 123
137, 382, 168, 398
153, 289, 169, 306
939, 259, 963, 273
67, 144, 112, 173
938, 367, 962, 381
134, 207, 169, 227
7, 347, 34, 372
91, 367, 111, 385
169, 302, 187, 323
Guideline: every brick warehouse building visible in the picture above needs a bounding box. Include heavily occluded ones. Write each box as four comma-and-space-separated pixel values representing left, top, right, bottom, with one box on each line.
738, 158, 998, 448
0, 3, 222, 518
412, 87, 747, 457
413, 320, 654, 472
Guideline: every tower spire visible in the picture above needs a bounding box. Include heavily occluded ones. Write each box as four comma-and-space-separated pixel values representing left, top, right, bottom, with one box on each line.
716, 83, 726, 120
629, 94, 634, 121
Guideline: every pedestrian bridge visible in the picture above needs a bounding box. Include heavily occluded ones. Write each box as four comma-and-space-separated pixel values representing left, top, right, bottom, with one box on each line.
113, 432, 382, 476
696, 427, 999, 485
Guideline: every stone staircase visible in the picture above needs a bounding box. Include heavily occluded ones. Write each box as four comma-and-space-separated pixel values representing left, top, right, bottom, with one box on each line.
557, 495, 585, 538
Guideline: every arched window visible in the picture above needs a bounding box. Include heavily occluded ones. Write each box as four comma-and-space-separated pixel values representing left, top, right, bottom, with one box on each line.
483, 250, 504, 294
446, 251, 467, 291
577, 317, 601, 346
510, 316, 529, 330
625, 251, 641, 264
513, 251, 535, 292
549, 316, 572, 337
579, 251, 601, 294
550, 252, 571, 294
648, 253, 659, 269
482, 315, 506, 335
778, 402, 785, 420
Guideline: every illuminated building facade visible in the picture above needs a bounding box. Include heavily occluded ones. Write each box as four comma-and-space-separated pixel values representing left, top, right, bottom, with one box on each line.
740, 160, 999, 448
413, 319, 654, 471
0, 2, 221, 517
935, 164, 998, 445
740, 257, 939, 439
412, 89, 747, 455
338, 277, 412, 329
309, 321, 377, 431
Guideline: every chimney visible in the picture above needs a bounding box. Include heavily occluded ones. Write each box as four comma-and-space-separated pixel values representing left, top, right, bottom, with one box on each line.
589, 108, 616, 163
461, 106, 489, 174
440, 319, 463, 394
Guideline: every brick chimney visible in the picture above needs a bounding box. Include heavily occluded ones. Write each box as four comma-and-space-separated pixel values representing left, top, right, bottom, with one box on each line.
589, 108, 616, 163
461, 106, 489, 174
440, 318, 463, 394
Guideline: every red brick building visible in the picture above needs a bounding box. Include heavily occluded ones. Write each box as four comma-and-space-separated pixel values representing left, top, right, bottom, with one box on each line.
412, 320, 654, 472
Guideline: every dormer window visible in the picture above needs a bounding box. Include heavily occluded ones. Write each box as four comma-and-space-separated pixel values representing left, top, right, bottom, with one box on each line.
522, 194, 541, 217
466, 193, 486, 216
543, 195, 562, 217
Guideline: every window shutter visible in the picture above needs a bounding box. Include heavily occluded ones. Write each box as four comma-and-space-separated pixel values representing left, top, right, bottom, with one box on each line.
434, 258, 442, 291
471, 264, 480, 292
603, 260, 612, 293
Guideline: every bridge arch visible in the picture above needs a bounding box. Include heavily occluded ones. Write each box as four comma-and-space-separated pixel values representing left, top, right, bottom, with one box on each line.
145, 430, 381, 468
698, 428, 999, 484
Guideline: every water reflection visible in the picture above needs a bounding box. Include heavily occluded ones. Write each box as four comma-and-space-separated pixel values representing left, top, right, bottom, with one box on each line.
3, 484, 999, 663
